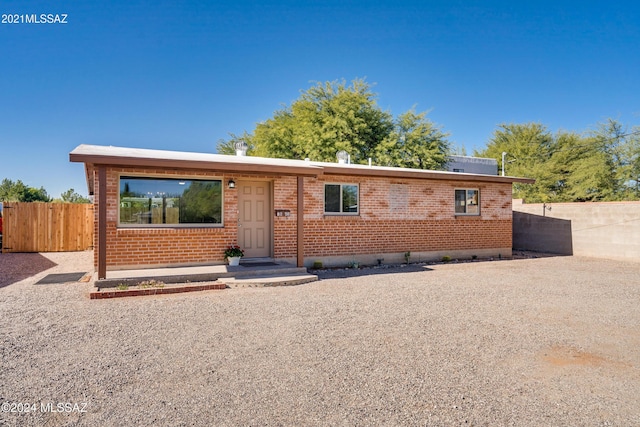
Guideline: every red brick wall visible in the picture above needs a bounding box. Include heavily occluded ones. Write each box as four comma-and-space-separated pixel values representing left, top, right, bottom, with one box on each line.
96, 167, 290, 270
95, 166, 513, 270
273, 176, 298, 259
302, 175, 512, 258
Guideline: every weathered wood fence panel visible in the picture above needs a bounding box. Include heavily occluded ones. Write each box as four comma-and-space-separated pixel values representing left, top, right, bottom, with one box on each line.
2, 202, 93, 253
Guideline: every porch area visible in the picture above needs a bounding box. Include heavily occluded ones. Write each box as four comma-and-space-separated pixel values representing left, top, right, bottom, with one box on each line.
95, 259, 318, 289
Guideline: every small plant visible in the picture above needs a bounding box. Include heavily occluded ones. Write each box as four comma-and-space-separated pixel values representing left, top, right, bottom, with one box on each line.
348, 260, 360, 269
404, 251, 411, 264
471, 255, 478, 260
116, 283, 129, 290
138, 279, 165, 288
224, 245, 245, 259
442, 255, 452, 263
312, 261, 323, 269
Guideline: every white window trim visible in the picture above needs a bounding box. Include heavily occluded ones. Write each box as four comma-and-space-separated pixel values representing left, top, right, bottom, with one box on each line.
454, 188, 480, 216
117, 174, 225, 228
323, 183, 360, 216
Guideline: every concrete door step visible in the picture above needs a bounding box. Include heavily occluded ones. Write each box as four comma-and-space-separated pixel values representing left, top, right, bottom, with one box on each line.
225, 273, 318, 288
98, 264, 308, 288
231, 266, 309, 278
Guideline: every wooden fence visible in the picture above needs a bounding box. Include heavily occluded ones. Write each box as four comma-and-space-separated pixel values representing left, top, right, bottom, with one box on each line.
1, 202, 93, 253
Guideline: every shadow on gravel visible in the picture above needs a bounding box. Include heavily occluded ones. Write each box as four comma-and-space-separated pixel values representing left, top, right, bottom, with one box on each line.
314, 251, 570, 280
0, 253, 57, 288
511, 251, 571, 260
314, 264, 433, 280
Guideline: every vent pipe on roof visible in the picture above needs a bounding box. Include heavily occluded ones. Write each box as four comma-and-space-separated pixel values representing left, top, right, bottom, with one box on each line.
336, 150, 348, 164
235, 141, 248, 156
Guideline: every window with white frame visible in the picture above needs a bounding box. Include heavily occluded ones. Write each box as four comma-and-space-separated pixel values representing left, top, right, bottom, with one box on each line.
454, 188, 480, 215
119, 177, 223, 226
324, 183, 359, 214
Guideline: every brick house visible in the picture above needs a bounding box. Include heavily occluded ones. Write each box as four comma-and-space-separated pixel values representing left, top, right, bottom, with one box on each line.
70, 144, 533, 279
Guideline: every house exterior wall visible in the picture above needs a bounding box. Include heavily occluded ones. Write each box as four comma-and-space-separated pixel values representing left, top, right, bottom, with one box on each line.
302, 175, 512, 266
95, 166, 301, 270
273, 176, 298, 260
94, 166, 513, 271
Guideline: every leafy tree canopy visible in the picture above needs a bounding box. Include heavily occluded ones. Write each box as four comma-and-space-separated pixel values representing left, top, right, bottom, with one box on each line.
217, 79, 451, 170
0, 178, 51, 202
476, 120, 640, 202
54, 188, 91, 204
375, 109, 450, 170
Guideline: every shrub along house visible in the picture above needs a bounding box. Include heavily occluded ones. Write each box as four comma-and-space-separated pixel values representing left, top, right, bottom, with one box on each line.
70, 144, 533, 279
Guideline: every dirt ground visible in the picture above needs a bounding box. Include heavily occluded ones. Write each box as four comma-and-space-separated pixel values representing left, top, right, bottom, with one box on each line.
1, 252, 639, 426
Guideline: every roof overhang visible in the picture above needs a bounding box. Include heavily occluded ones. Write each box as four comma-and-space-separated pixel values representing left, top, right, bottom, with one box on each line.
70, 145, 323, 176
70, 145, 325, 194
317, 163, 534, 184
70, 144, 535, 195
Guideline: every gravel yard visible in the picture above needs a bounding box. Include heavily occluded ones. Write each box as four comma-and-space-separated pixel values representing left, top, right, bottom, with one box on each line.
1, 252, 639, 426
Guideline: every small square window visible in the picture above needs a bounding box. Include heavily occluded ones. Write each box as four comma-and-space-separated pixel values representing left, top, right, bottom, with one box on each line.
455, 189, 480, 215
324, 184, 359, 214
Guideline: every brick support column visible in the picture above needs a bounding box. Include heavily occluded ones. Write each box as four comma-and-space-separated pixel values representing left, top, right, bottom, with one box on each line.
97, 165, 107, 279
297, 176, 304, 267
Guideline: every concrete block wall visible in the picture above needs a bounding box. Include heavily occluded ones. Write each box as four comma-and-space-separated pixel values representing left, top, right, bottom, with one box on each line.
512, 199, 640, 261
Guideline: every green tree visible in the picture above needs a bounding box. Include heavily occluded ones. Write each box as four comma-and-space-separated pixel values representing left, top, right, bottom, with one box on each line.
553, 120, 636, 202
254, 79, 394, 163
549, 132, 615, 201
56, 188, 91, 204
476, 123, 556, 202
451, 144, 468, 156
547, 131, 586, 201
0, 178, 51, 202
588, 119, 640, 200
477, 120, 640, 202
621, 126, 640, 199
375, 109, 451, 170
217, 79, 451, 169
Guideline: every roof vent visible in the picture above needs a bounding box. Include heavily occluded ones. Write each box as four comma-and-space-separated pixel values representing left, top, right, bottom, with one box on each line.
336, 150, 349, 164
235, 141, 248, 156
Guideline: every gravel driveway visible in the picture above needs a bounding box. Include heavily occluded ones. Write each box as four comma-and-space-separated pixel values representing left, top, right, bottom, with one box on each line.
1, 252, 639, 426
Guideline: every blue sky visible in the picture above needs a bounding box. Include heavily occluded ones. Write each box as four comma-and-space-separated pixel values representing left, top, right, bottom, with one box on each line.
1, 0, 639, 198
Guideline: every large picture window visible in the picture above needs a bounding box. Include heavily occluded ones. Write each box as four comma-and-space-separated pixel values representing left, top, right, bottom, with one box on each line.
119, 177, 222, 226
324, 183, 359, 214
455, 189, 480, 215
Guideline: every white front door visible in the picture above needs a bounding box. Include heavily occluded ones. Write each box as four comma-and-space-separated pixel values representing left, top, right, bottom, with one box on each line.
237, 181, 271, 258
